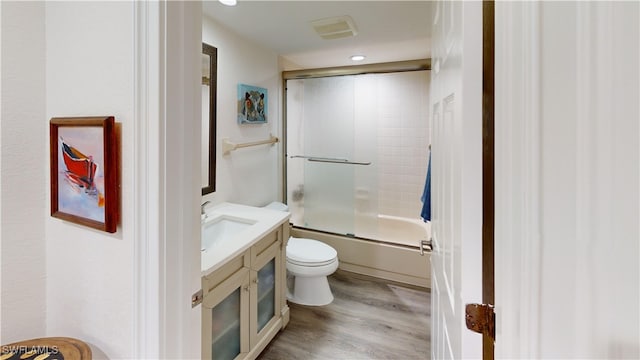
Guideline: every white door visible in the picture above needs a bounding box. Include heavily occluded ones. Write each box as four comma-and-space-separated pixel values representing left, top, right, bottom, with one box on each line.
495, 1, 639, 358
430, 1, 484, 359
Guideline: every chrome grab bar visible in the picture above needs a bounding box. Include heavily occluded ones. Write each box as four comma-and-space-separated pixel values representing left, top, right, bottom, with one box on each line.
289, 155, 371, 166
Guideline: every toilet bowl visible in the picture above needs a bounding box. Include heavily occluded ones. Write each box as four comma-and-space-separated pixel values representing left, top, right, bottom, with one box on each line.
286, 237, 338, 306
264, 202, 339, 306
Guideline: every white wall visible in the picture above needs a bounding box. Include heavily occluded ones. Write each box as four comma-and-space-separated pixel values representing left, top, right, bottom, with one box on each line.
538, 2, 639, 357
202, 16, 281, 207
0, 1, 47, 343
45, 2, 134, 358
2, 2, 202, 358
496, 1, 639, 358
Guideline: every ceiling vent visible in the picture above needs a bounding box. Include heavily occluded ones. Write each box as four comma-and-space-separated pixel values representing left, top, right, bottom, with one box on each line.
310, 15, 358, 40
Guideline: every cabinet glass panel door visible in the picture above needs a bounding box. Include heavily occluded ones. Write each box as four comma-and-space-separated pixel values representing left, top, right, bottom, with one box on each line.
211, 288, 241, 360
257, 258, 276, 332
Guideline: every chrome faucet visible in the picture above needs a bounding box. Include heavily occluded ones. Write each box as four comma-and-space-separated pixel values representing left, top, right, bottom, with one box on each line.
201, 201, 211, 215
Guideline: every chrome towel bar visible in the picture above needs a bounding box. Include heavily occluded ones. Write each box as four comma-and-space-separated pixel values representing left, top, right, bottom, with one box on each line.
289, 155, 371, 166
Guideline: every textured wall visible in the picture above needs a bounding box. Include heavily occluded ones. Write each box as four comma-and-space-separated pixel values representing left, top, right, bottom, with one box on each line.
45, 2, 134, 358
376, 71, 430, 219
0, 0, 47, 344
202, 15, 281, 207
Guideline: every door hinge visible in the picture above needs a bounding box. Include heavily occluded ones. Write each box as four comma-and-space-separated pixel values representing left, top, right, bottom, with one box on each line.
191, 289, 203, 308
465, 303, 495, 340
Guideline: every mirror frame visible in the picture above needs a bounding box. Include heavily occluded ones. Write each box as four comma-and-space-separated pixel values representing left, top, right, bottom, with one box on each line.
202, 43, 217, 195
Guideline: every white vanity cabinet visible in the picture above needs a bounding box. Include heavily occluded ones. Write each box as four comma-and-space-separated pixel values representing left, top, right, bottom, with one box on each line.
202, 250, 250, 360
202, 223, 289, 360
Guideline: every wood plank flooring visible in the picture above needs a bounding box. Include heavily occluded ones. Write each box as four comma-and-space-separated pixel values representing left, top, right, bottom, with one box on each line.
258, 270, 431, 360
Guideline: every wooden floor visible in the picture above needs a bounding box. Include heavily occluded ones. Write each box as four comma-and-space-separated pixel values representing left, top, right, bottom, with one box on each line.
258, 270, 431, 360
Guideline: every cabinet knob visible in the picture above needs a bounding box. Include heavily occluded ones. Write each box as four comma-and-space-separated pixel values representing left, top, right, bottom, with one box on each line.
253, 279, 259, 284
244, 285, 250, 292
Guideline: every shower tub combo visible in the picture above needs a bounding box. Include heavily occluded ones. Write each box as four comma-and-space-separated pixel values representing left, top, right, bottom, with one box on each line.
284, 62, 432, 288
290, 197, 431, 287
288, 203, 431, 287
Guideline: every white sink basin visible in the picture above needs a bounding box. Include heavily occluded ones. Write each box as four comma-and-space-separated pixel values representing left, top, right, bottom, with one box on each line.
202, 215, 257, 252
200, 202, 290, 276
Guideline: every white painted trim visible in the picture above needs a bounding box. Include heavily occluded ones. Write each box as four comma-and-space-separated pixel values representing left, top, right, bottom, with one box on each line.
573, 3, 597, 351
133, 2, 202, 358
133, 1, 161, 358
494, 2, 542, 358
0, 2, 4, 343
161, 2, 203, 358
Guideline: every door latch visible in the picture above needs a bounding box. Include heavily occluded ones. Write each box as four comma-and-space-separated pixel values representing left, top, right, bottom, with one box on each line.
465, 303, 495, 340
191, 289, 203, 308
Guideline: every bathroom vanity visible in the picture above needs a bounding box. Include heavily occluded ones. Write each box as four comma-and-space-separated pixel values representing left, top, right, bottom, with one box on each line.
200, 203, 290, 360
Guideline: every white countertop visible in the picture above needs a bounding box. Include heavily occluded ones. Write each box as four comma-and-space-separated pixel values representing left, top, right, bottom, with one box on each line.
201, 202, 290, 277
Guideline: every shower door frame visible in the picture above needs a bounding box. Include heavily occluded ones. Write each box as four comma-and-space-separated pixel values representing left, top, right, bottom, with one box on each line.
281, 59, 431, 247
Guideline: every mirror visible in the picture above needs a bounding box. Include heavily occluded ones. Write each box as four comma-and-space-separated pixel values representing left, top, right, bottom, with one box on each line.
202, 43, 217, 195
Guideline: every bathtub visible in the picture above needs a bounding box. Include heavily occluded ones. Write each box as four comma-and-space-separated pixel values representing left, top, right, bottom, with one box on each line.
291, 205, 431, 248
290, 213, 432, 288
358, 214, 431, 248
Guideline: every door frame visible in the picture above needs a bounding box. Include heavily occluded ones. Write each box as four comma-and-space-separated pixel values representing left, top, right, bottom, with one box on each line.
133, 1, 203, 358
482, 1, 495, 359
494, 1, 543, 358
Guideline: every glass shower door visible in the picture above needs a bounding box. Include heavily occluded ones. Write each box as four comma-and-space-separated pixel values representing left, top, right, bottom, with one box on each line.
286, 71, 429, 244
287, 76, 356, 236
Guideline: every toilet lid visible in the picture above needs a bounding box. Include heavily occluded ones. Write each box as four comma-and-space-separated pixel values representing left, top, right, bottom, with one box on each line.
287, 238, 337, 265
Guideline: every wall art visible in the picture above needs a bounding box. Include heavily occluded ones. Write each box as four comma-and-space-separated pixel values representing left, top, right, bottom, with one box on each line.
50, 116, 118, 233
237, 83, 267, 124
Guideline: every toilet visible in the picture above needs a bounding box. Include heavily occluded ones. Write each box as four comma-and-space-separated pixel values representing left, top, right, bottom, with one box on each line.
264, 202, 339, 306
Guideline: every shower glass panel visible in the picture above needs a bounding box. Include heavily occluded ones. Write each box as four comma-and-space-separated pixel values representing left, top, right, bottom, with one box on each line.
288, 77, 352, 234
287, 75, 379, 236
286, 71, 429, 245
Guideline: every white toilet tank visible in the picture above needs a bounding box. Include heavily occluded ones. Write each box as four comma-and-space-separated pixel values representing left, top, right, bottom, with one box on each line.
264, 201, 289, 212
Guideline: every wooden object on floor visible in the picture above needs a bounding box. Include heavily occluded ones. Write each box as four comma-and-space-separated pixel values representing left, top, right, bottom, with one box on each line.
258, 270, 430, 360
1, 337, 91, 360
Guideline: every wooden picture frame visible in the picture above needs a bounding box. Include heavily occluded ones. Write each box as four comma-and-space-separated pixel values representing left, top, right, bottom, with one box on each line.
50, 116, 118, 233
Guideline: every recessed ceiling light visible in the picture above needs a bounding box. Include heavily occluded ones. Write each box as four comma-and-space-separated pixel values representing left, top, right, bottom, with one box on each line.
219, 0, 237, 6
350, 55, 366, 61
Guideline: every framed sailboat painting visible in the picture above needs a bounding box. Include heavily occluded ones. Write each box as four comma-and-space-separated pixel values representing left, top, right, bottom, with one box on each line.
50, 116, 118, 233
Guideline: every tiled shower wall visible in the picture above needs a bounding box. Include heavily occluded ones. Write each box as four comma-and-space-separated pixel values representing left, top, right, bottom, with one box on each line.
376, 71, 431, 219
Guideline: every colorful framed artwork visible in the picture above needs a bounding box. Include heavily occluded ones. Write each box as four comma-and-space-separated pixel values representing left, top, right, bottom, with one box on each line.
50, 116, 118, 233
237, 83, 268, 124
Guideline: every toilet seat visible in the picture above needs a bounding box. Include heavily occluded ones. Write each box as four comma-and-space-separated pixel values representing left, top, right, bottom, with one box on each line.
286, 257, 339, 278
287, 238, 337, 266
287, 257, 336, 267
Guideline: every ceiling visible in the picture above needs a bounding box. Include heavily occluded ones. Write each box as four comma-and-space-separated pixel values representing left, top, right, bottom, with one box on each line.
202, 1, 433, 70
